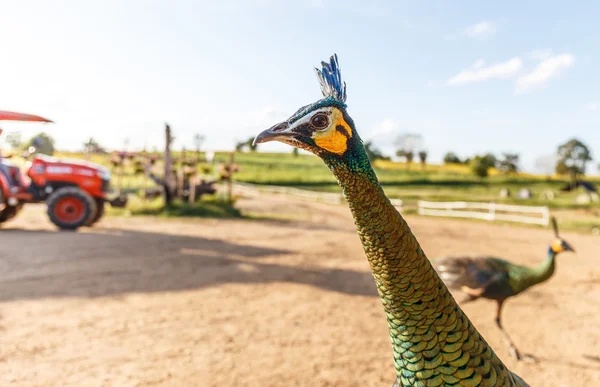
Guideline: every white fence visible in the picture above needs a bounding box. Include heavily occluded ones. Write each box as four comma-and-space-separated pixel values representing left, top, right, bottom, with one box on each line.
232, 182, 343, 204
232, 182, 404, 210
417, 200, 550, 226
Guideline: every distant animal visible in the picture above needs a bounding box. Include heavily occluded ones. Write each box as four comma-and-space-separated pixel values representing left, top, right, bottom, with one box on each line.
254, 54, 528, 386
432, 217, 575, 362
560, 180, 598, 194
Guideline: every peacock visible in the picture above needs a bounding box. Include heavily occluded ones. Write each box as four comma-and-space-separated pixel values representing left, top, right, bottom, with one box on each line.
432, 217, 575, 362
254, 54, 529, 386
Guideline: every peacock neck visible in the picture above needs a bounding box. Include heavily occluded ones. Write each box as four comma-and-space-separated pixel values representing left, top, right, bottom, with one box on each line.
322, 140, 529, 385
529, 249, 557, 286
324, 150, 519, 385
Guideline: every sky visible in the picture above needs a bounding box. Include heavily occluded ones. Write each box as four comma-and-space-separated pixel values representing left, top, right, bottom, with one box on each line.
1, 0, 599, 173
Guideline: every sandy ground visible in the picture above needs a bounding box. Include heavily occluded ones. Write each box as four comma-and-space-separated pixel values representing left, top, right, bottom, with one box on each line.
1, 197, 599, 387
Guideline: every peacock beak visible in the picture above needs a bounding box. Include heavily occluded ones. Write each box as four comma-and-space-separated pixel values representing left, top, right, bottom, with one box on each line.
563, 241, 575, 253
253, 121, 295, 145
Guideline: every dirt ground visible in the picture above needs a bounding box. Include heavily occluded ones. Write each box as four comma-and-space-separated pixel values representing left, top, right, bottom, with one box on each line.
1, 197, 599, 387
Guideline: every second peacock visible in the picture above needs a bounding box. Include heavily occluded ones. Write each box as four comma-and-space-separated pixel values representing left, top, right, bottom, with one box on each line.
432, 217, 575, 362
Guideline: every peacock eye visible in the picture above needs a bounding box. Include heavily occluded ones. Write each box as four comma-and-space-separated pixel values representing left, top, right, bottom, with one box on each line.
311, 114, 329, 129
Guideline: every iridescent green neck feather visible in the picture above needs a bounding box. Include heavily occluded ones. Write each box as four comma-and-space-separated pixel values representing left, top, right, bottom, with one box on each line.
324, 124, 527, 386
510, 251, 556, 295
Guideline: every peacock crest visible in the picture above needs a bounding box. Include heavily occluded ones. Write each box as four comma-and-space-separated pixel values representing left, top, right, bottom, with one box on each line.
314, 54, 347, 103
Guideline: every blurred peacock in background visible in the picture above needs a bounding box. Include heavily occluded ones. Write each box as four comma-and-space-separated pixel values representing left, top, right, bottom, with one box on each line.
432, 217, 575, 362
254, 54, 529, 386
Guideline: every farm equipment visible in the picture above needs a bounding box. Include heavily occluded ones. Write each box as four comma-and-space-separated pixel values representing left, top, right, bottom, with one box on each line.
0, 111, 127, 230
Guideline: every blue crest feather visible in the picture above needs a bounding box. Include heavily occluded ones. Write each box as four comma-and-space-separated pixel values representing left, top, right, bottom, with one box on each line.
314, 54, 347, 103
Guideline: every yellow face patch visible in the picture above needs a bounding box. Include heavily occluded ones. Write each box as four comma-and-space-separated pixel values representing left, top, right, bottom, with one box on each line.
551, 239, 563, 253
312, 109, 352, 154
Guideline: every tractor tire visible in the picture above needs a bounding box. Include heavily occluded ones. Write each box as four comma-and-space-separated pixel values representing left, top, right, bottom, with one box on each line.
47, 187, 97, 230
0, 206, 18, 223
0, 189, 19, 224
86, 199, 105, 226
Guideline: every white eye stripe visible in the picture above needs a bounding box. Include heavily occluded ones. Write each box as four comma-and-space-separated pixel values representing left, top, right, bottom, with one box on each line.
291, 108, 332, 127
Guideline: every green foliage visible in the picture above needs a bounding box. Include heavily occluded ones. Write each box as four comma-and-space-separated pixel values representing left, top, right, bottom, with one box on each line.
443, 152, 462, 164
83, 137, 106, 154
418, 150, 428, 168
236, 137, 258, 152
469, 154, 496, 178
555, 138, 593, 179
4, 131, 22, 149
364, 141, 390, 162
25, 132, 55, 155
497, 153, 520, 174
396, 150, 414, 168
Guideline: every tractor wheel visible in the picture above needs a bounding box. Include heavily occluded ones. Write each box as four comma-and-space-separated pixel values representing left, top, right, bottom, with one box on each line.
0, 206, 19, 223
47, 187, 97, 230
86, 199, 105, 226
0, 189, 18, 224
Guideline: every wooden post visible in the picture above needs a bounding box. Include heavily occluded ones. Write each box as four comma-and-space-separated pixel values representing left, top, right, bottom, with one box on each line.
117, 154, 124, 193
164, 123, 175, 205
142, 157, 148, 202
228, 152, 234, 203
189, 173, 197, 204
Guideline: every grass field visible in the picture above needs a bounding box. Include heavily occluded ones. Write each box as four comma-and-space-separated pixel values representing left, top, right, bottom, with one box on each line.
42, 151, 600, 233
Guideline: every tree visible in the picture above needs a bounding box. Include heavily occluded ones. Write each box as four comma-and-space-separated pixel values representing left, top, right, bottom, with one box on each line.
82, 137, 106, 154
418, 150, 428, 169
364, 141, 390, 162
497, 153, 520, 174
235, 137, 258, 152
469, 154, 496, 178
25, 132, 55, 155
5, 131, 22, 149
555, 138, 593, 185
443, 152, 461, 164
292, 147, 299, 157
394, 133, 422, 170
396, 149, 415, 168
481, 153, 497, 168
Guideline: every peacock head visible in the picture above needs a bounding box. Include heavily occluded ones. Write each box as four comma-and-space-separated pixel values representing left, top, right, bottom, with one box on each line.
254, 54, 365, 162
549, 217, 575, 254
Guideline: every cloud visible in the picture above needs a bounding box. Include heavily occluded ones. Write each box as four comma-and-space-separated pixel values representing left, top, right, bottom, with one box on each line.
584, 102, 600, 111
463, 21, 497, 40
529, 49, 555, 60
446, 21, 497, 40
472, 59, 486, 69
447, 57, 523, 86
515, 53, 575, 94
369, 118, 399, 137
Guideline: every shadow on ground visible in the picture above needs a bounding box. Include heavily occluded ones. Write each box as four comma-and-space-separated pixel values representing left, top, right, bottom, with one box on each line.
0, 227, 377, 302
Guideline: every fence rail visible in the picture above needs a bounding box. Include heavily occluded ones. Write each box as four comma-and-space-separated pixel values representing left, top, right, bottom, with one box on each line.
417, 200, 550, 226
232, 182, 343, 204
233, 182, 404, 210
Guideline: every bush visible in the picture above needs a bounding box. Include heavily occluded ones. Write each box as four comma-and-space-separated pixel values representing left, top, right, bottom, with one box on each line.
470, 155, 495, 178
443, 152, 462, 164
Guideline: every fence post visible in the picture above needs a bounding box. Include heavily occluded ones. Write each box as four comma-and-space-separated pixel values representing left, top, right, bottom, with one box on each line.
489, 202, 495, 221
542, 207, 550, 227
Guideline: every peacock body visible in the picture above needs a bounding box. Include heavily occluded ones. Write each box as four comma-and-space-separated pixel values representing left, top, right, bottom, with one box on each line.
254, 54, 529, 386
432, 218, 575, 361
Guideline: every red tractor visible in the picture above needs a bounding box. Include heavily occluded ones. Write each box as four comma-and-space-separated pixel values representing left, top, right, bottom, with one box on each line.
0, 111, 127, 230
